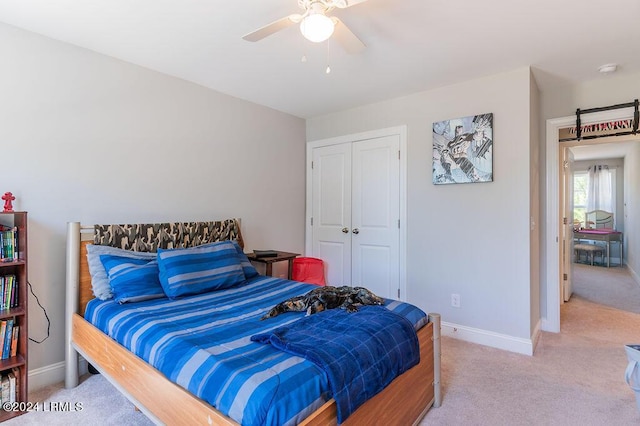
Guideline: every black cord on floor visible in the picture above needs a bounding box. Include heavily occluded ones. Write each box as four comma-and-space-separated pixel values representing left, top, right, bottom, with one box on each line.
27, 280, 50, 343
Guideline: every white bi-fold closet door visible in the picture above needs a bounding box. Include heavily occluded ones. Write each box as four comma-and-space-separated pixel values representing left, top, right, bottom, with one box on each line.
310, 134, 400, 299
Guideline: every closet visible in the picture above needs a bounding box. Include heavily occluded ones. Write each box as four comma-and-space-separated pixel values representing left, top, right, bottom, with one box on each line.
308, 133, 401, 299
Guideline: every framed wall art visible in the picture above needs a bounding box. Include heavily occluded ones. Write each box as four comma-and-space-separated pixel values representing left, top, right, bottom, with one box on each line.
432, 113, 493, 184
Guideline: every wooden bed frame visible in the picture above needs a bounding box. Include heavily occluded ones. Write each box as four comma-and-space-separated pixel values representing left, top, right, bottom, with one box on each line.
64, 222, 441, 425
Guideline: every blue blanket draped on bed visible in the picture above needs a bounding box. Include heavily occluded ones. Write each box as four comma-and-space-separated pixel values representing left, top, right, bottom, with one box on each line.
251, 305, 420, 424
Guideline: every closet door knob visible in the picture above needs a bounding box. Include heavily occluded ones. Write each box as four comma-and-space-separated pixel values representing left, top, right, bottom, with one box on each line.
342, 227, 349, 233
352, 228, 360, 234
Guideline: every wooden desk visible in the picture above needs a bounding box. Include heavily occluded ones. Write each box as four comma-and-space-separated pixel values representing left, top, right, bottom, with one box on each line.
246, 251, 300, 279
574, 229, 623, 267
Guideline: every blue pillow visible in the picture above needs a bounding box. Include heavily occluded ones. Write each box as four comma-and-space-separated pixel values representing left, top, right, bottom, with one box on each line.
183, 240, 258, 279
157, 241, 247, 299
87, 244, 157, 300
231, 241, 260, 279
99, 255, 166, 304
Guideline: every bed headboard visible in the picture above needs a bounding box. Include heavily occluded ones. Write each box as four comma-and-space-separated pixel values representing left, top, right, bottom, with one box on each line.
93, 219, 244, 251
72, 218, 244, 316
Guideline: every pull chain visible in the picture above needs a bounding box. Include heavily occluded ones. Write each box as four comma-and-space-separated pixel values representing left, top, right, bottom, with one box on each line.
301, 30, 307, 63
326, 39, 331, 74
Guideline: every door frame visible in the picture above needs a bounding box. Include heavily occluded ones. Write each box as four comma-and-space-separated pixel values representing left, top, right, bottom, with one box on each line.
545, 109, 635, 332
561, 146, 574, 303
305, 126, 408, 300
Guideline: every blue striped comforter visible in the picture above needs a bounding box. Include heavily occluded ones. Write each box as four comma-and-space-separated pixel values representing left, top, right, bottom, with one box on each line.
85, 276, 428, 426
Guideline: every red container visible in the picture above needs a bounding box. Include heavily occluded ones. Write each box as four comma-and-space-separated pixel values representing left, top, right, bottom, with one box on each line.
292, 257, 326, 286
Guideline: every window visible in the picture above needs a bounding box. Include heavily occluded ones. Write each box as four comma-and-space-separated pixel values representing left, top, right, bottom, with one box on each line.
573, 171, 588, 228
573, 166, 617, 229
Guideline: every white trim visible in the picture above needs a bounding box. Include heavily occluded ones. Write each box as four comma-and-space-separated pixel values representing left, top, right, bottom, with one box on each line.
545, 108, 635, 333
305, 126, 408, 300
531, 319, 542, 353
65, 221, 80, 388
442, 321, 536, 356
628, 264, 640, 287
29, 357, 88, 391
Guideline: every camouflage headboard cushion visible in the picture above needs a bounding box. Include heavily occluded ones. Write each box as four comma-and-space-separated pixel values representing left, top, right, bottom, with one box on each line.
93, 218, 243, 252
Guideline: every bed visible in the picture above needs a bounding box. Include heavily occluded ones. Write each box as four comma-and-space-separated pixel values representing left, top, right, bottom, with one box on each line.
64, 219, 441, 425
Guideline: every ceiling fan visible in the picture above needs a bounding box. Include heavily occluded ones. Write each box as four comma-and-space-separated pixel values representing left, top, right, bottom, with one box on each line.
242, 0, 369, 54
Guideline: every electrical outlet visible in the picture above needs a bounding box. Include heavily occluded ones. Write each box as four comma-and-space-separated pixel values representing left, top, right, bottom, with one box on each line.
451, 293, 461, 308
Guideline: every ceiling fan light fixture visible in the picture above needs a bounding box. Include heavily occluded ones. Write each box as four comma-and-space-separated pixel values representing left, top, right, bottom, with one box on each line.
598, 63, 618, 74
300, 13, 335, 43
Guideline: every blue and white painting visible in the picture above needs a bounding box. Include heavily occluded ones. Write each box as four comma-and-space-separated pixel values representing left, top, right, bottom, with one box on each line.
432, 113, 493, 184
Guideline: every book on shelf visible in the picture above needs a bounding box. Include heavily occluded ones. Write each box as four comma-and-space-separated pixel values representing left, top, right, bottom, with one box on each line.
0, 275, 18, 311
0, 370, 16, 404
0, 319, 17, 361
7, 371, 15, 403
3, 277, 10, 311
0, 227, 18, 262
0, 321, 5, 359
2, 319, 13, 360
10, 326, 18, 358
12, 368, 18, 402
1, 375, 8, 404
9, 278, 17, 309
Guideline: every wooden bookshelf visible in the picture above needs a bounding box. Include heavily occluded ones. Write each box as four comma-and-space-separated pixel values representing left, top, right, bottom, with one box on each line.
0, 212, 27, 421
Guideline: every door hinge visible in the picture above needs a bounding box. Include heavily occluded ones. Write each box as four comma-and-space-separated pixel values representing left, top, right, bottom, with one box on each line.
311, 161, 314, 169
397, 288, 400, 298
563, 160, 569, 169
397, 219, 400, 229
563, 273, 568, 281
398, 150, 400, 160
310, 217, 313, 226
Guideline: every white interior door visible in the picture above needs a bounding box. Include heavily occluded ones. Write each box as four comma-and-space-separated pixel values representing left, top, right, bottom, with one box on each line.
311, 136, 400, 299
562, 147, 575, 302
312, 143, 352, 286
351, 136, 400, 299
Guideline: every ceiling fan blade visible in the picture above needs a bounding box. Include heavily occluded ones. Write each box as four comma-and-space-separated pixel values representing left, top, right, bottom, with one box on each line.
332, 17, 366, 54
242, 14, 302, 42
334, 0, 370, 8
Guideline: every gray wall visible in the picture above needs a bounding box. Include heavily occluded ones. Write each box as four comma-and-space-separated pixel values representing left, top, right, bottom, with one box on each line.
307, 67, 536, 343
529, 71, 541, 336
625, 144, 640, 280
0, 23, 306, 380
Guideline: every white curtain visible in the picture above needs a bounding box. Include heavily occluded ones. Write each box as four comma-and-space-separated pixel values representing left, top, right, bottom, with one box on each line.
586, 165, 615, 213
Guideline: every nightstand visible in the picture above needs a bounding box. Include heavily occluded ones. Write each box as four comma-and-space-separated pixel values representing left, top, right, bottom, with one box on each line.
246, 251, 300, 279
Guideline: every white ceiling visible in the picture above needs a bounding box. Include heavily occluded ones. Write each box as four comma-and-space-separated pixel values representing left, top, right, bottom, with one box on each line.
571, 140, 636, 161
1, 0, 639, 118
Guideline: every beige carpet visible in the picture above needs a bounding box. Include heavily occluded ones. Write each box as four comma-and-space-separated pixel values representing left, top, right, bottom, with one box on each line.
8, 278, 640, 425
571, 263, 640, 314
421, 296, 640, 425
4, 373, 153, 425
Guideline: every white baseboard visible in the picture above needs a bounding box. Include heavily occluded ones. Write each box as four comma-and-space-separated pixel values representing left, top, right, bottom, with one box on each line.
29, 357, 88, 391
540, 317, 559, 333
628, 264, 640, 286
531, 319, 542, 353
442, 321, 535, 356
